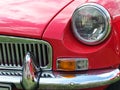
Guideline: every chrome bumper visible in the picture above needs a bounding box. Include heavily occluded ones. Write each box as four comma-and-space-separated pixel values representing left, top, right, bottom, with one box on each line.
39, 69, 120, 90
0, 68, 120, 90
0, 53, 120, 90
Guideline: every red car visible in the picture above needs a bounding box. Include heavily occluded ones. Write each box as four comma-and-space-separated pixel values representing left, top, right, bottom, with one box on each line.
0, 0, 120, 90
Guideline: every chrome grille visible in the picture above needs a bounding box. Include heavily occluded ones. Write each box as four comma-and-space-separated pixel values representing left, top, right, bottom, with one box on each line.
0, 70, 54, 78
0, 70, 22, 76
0, 36, 52, 70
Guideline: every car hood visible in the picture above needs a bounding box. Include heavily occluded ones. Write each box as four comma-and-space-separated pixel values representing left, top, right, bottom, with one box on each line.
0, 0, 73, 38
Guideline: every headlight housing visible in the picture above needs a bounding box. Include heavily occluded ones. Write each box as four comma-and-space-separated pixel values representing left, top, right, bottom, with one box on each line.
72, 3, 111, 45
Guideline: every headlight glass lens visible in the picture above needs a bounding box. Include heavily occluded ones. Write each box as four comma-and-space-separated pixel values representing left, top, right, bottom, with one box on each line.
72, 3, 111, 45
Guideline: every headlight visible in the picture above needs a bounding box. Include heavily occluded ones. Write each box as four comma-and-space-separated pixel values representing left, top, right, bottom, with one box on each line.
72, 3, 111, 45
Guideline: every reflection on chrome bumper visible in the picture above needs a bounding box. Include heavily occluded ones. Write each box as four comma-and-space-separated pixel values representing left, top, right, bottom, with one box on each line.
39, 69, 120, 90
0, 68, 120, 90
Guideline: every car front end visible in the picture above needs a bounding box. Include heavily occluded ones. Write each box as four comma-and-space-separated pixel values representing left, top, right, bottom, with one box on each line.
0, 0, 120, 90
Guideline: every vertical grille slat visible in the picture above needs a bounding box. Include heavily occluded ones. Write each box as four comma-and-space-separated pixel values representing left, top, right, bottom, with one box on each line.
40, 44, 43, 66
42, 44, 46, 66
0, 44, 3, 65
6, 43, 11, 66
24, 44, 27, 56
11, 44, 15, 66
45, 45, 49, 65
33, 44, 37, 60
0, 36, 52, 70
2, 44, 7, 65
35, 44, 39, 65
15, 44, 20, 66
20, 44, 24, 65
18, 44, 22, 66
37, 44, 42, 67
28, 44, 32, 52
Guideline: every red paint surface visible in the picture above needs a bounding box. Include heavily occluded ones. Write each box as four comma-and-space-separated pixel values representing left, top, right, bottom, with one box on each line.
0, 0, 120, 89
43, 0, 120, 71
2, 0, 120, 71
0, 0, 73, 38
1, 0, 120, 70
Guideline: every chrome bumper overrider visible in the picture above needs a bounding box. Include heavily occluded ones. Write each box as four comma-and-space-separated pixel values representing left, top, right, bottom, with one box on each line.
0, 53, 120, 90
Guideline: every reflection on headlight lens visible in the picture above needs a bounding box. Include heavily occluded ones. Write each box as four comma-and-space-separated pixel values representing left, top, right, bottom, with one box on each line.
72, 3, 111, 45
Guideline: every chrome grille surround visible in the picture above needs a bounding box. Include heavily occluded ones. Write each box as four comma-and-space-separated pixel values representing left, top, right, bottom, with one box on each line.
0, 35, 52, 70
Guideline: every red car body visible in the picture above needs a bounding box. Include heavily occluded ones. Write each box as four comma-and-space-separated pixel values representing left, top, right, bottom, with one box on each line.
0, 0, 120, 90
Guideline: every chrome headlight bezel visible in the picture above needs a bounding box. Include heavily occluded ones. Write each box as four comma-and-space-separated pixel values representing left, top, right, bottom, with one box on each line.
72, 3, 111, 45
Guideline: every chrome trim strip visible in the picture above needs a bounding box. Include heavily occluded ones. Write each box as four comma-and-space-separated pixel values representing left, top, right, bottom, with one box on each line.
0, 68, 120, 90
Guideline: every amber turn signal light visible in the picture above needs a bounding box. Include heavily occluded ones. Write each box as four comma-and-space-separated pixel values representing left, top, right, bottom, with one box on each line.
57, 58, 88, 71
57, 59, 76, 71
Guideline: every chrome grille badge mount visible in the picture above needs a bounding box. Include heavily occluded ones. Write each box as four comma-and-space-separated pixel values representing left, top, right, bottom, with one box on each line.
21, 52, 42, 90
